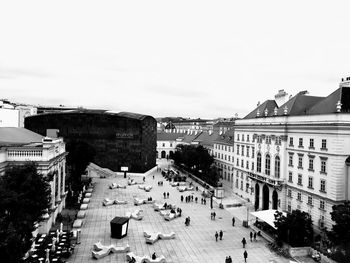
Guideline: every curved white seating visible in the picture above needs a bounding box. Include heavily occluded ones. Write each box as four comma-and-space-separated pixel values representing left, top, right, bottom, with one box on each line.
102, 198, 114, 206
92, 242, 130, 259
80, 204, 88, 210
143, 231, 175, 244
85, 193, 92, 198
83, 198, 90, 204
77, 211, 86, 219
110, 183, 127, 189
73, 219, 83, 228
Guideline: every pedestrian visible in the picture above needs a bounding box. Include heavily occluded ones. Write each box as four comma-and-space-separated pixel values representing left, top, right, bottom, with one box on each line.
219, 230, 223, 240
228, 256, 232, 263
181, 195, 184, 202
250, 231, 253, 242
201, 198, 203, 204
188, 216, 191, 225
196, 186, 198, 191
225, 256, 229, 263
195, 197, 198, 203
163, 192, 166, 199
143, 176, 145, 182
254, 232, 257, 241
153, 175, 155, 179
204, 199, 206, 205
242, 237, 247, 248
232, 217, 235, 226
167, 192, 169, 199
152, 252, 157, 260
210, 212, 213, 220
213, 211, 216, 220
243, 250, 248, 262
215, 231, 218, 241
191, 195, 193, 202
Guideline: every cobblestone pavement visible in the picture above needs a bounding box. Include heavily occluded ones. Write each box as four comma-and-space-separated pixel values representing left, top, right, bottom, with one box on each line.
68, 159, 291, 263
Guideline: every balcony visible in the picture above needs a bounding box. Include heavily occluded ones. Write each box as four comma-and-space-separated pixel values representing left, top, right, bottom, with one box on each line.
247, 172, 285, 187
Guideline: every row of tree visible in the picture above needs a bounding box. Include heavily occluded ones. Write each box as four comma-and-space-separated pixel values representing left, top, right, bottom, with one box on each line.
172, 144, 220, 187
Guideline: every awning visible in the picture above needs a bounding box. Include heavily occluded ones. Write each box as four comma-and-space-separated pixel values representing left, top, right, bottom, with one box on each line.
250, 209, 286, 229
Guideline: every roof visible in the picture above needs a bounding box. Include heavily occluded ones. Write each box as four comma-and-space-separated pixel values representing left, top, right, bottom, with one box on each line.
182, 133, 200, 144
157, 132, 186, 141
277, 92, 324, 116
29, 109, 154, 121
192, 131, 220, 147
213, 130, 235, 145
244, 100, 278, 119
307, 87, 350, 115
0, 127, 44, 145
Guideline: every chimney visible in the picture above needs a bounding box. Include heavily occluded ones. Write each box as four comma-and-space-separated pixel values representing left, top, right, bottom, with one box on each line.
274, 89, 289, 107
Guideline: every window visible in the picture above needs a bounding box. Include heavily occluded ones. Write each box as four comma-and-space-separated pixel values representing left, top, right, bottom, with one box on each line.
246, 161, 249, 169
257, 153, 262, 172
289, 137, 294, 146
228, 147, 231, 152
224, 154, 227, 160
288, 172, 293, 183
276, 136, 281, 145
170, 143, 173, 147
235, 178, 238, 188
298, 174, 303, 186
308, 177, 313, 189
287, 202, 292, 212
252, 147, 255, 158
309, 139, 314, 149
308, 157, 314, 171
162, 143, 165, 147
299, 138, 303, 148
288, 189, 292, 197
251, 162, 254, 171
266, 136, 271, 144
236, 158, 239, 166
320, 179, 326, 192
320, 200, 325, 210
237, 134, 240, 141
242, 135, 245, 141
298, 154, 303, 169
247, 135, 250, 142
275, 156, 280, 178
307, 196, 313, 205
241, 181, 243, 190
246, 146, 250, 157
241, 145, 245, 156
228, 156, 231, 162
297, 192, 302, 201
320, 158, 327, 174
321, 139, 327, 150
265, 154, 271, 175
288, 153, 294, 167
241, 159, 244, 168
225, 145, 227, 151
237, 145, 240, 155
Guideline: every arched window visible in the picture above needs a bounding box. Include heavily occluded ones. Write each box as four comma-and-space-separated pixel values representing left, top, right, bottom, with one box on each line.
275, 156, 280, 178
257, 153, 262, 172
265, 154, 271, 175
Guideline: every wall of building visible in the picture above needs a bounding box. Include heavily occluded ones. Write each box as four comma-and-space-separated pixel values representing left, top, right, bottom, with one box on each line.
0, 108, 19, 127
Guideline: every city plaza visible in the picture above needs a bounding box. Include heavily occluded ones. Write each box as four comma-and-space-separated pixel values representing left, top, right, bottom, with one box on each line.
68, 159, 291, 263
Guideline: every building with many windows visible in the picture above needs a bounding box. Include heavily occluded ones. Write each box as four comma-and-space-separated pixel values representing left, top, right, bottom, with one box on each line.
0, 127, 67, 233
213, 79, 350, 231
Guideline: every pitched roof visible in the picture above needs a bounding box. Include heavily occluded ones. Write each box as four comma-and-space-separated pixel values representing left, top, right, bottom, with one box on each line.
0, 127, 44, 145
307, 87, 350, 115
157, 132, 186, 141
182, 133, 200, 144
244, 100, 278, 119
277, 92, 324, 116
213, 130, 235, 145
192, 131, 220, 147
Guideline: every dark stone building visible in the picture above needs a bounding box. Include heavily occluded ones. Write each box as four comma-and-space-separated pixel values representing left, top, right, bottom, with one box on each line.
25, 110, 156, 173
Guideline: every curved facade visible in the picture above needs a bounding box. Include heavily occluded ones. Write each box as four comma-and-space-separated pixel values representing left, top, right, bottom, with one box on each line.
25, 110, 157, 173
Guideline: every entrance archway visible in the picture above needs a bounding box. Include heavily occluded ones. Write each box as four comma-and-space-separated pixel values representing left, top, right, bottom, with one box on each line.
161, 151, 166, 158
262, 184, 269, 210
254, 184, 260, 211
272, 190, 278, 209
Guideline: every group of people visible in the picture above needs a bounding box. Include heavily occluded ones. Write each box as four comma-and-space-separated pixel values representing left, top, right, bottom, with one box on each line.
210, 211, 216, 220
214, 230, 223, 241
181, 194, 194, 203
163, 192, 170, 199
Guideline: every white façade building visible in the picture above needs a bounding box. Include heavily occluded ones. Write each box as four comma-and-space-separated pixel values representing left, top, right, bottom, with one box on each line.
0, 127, 68, 234
231, 81, 350, 231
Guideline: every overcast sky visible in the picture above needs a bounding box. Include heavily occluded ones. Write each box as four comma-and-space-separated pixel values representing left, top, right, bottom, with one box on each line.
1, 0, 350, 119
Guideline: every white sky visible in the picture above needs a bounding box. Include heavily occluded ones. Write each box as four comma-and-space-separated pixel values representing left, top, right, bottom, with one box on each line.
1, 0, 350, 119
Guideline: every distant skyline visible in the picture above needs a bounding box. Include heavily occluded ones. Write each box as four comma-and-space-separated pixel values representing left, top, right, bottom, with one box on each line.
1, 0, 350, 118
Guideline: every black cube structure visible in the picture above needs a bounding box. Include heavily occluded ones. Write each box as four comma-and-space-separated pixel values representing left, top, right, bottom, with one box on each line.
110, 217, 129, 239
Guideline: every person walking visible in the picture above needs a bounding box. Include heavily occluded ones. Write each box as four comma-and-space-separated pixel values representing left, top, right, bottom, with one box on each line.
213, 211, 216, 220
215, 231, 218, 242
219, 230, 223, 240
232, 217, 235, 226
181, 195, 184, 202
228, 256, 232, 263
143, 176, 145, 182
225, 256, 229, 263
163, 192, 166, 199
250, 231, 253, 242
253, 232, 257, 241
242, 237, 247, 248
243, 250, 248, 262
210, 212, 213, 220
167, 192, 169, 199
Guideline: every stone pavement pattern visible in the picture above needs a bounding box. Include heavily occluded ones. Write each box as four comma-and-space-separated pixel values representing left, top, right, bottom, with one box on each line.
69, 160, 290, 263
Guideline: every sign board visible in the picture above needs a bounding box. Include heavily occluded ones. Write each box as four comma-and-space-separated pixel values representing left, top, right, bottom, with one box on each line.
121, 167, 128, 172
115, 133, 134, 139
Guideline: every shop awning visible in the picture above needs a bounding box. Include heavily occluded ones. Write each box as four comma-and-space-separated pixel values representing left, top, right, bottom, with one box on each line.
250, 209, 286, 229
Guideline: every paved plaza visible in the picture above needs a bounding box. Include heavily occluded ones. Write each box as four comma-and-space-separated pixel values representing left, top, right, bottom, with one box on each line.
69, 161, 290, 263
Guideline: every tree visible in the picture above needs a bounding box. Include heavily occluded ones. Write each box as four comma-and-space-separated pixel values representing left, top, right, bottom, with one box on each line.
274, 210, 313, 247
327, 201, 350, 262
0, 163, 51, 263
